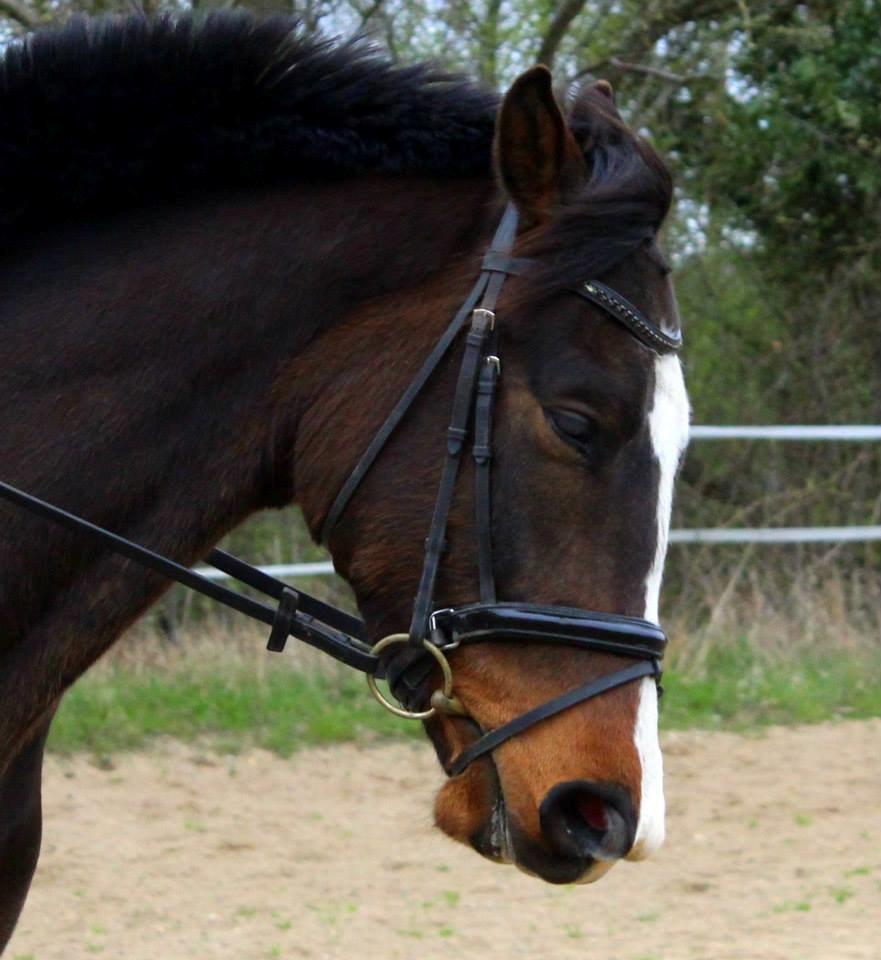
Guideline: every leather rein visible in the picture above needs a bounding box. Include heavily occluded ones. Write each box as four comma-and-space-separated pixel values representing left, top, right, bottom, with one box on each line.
0, 204, 681, 778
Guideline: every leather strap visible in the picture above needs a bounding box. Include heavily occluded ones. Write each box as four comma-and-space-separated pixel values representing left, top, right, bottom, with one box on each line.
430, 602, 667, 660
0, 479, 378, 674
321, 206, 521, 547
389, 603, 665, 717
447, 660, 657, 776
319, 271, 490, 545
407, 308, 492, 645
479, 251, 682, 354
573, 279, 682, 352
384, 643, 436, 711
473, 356, 499, 603
267, 586, 300, 652
405, 205, 520, 646
208, 547, 365, 640
480, 251, 533, 276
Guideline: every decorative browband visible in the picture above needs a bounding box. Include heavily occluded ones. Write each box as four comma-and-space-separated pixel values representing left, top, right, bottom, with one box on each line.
571, 279, 682, 353
480, 251, 682, 355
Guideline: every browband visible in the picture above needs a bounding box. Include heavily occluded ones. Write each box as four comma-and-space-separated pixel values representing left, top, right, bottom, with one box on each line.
480, 251, 682, 353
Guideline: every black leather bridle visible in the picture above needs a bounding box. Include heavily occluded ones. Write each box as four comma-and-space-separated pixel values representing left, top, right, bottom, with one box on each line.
319, 204, 680, 775
0, 204, 681, 777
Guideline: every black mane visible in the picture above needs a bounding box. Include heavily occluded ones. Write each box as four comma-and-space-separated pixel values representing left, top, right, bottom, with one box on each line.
0, 12, 498, 244
0, 12, 673, 286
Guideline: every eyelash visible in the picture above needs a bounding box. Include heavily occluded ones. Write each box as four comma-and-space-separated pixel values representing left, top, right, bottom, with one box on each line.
547, 408, 596, 454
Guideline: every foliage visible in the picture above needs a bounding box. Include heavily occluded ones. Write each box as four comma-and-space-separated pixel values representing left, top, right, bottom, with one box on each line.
674, 1, 881, 278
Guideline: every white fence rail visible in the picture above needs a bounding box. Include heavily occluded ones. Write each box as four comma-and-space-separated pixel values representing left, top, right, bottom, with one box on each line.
196, 561, 336, 580
669, 526, 881, 544
689, 425, 881, 441
193, 425, 881, 579
673, 423, 881, 544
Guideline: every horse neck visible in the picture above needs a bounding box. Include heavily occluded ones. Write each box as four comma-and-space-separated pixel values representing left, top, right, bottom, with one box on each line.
0, 175, 494, 640
0, 174, 497, 760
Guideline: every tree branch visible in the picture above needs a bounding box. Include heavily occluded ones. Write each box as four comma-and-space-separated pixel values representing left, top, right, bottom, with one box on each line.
608, 56, 697, 83
536, 0, 589, 67
351, 0, 385, 30
477, 0, 503, 85
576, 56, 702, 85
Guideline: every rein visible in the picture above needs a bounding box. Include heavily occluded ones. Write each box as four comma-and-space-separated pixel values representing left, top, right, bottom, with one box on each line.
0, 204, 681, 777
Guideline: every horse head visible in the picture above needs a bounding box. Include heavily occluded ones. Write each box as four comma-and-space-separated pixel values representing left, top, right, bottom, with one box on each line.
302, 68, 689, 884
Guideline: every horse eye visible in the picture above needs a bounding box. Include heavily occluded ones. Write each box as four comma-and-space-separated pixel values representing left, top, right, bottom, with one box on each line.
548, 409, 595, 445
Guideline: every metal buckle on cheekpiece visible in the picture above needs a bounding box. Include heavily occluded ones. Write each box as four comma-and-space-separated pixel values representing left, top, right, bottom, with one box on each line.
471, 307, 495, 331
366, 634, 456, 720
428, 608, 460, 650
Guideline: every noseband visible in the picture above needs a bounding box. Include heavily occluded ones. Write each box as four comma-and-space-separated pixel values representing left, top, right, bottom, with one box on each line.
322, 204, 681, 776
0, 204, 681, 778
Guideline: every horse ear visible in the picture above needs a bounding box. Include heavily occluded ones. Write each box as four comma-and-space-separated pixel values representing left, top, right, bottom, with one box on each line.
494, 66, 586, 223
591, 79, 615, 102
584, 78, 621, 118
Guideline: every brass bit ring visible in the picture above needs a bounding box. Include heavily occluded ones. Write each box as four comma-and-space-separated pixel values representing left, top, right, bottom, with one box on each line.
366, 634, 455, 720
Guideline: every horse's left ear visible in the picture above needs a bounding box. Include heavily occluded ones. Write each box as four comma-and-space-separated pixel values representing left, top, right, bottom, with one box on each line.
494, 65, 586, 223
591, 79, 615, 102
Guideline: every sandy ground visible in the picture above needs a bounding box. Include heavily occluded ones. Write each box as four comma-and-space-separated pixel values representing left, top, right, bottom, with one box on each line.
7, 720, 881, 960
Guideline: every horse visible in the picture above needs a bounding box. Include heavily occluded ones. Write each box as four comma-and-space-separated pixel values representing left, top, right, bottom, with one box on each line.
0, 12, 689, 949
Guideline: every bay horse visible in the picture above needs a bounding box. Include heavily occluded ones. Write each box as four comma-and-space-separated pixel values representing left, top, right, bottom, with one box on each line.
0, 12, 689, 949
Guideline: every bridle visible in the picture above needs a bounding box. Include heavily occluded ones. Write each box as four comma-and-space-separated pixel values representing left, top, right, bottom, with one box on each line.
319, 203, 680, 775
0, 204, 681, 778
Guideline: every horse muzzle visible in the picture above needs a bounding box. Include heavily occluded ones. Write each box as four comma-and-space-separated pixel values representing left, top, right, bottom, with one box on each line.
375, 601, 667, 776
459, 774, 638, 885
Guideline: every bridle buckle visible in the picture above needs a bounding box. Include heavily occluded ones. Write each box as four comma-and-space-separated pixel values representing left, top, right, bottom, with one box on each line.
472, 307, 495, 331
428, 608, 460, 649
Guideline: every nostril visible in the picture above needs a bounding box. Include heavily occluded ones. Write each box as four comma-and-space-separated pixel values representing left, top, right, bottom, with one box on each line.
574, 792, 609, 833
540, 780, 636, 862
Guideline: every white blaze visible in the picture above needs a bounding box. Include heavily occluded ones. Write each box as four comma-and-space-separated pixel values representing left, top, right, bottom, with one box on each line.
629, 352, 690, 860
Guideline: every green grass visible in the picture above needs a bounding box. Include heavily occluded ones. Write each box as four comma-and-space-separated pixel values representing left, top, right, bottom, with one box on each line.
661, 641, 881, 730
47, 640, 881, 756
48, 664, 420, 756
